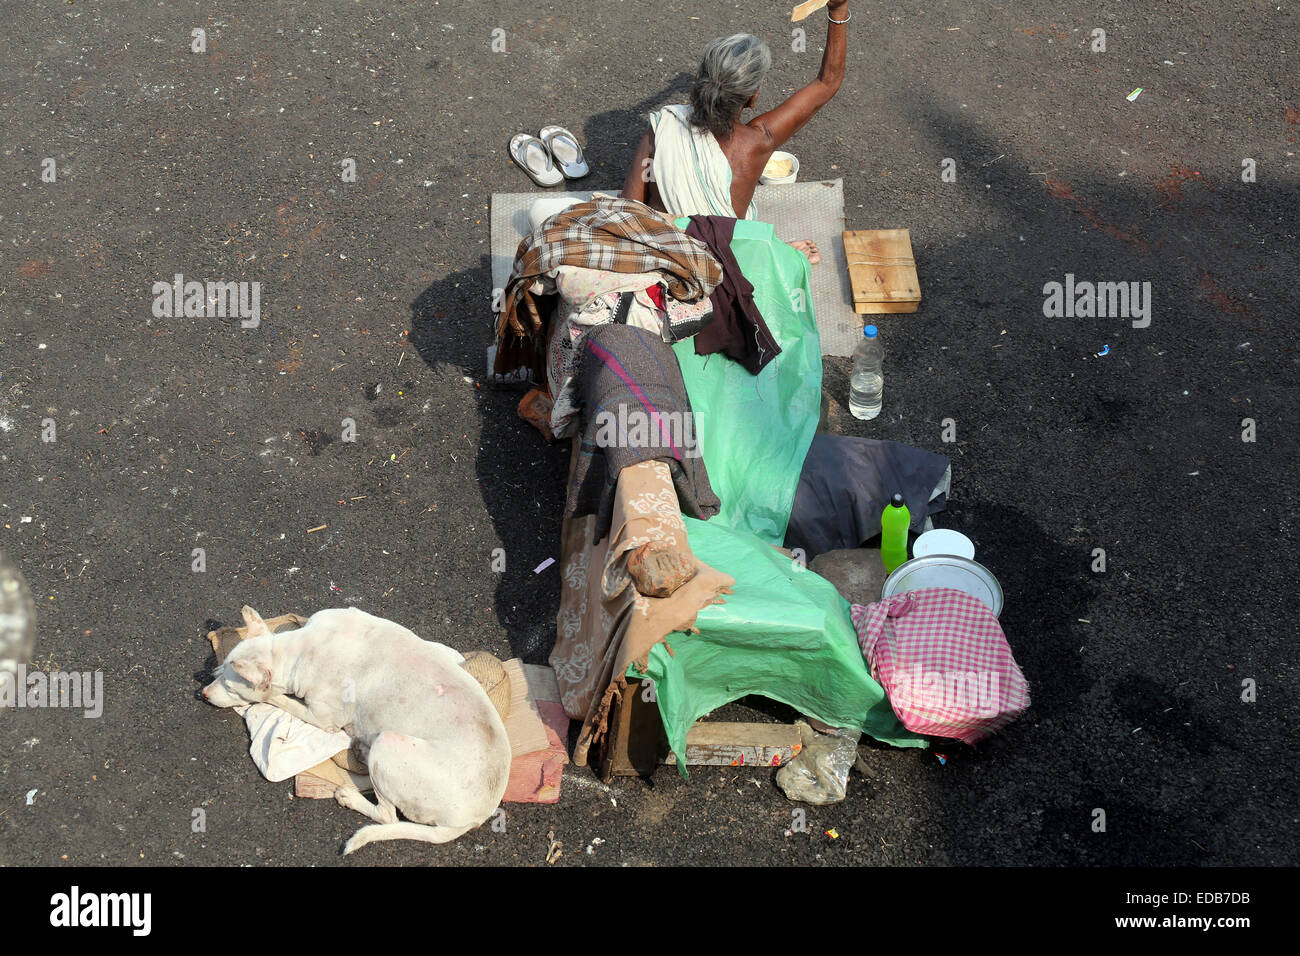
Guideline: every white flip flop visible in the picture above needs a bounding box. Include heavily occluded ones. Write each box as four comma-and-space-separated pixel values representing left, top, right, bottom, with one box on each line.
539, 125, 589, 179
509, 133, 563, 187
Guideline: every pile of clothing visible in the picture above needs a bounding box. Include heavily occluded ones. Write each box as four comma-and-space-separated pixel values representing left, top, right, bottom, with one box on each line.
494, 196, 781, 441
495, 197, 1024, 777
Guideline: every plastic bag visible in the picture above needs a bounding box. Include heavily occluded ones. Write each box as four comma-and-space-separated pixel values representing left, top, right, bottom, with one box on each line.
775, 720, 863, 805
639, 223, 928, 777
638, 515, 926, 777
671, 218, 822, 544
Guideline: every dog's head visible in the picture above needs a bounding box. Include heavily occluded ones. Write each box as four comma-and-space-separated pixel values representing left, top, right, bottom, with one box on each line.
201, 606, 277, 707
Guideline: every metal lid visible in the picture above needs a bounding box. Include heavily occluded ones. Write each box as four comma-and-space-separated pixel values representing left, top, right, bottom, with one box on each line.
880, 554, 1004, 617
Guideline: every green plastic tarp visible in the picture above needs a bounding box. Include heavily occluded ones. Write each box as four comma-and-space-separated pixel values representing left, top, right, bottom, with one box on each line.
633, 219, 926, 775
669, 218, 822, 544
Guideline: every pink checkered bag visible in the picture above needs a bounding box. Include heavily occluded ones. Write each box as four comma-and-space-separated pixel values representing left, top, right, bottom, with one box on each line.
850, 588, 1030, 744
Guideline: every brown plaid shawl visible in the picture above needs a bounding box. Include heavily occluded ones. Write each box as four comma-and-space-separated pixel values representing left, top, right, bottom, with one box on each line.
493, 196, 722, 379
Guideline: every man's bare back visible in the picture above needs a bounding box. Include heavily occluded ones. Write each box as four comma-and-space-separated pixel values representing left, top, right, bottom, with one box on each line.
716, 122, 774, 220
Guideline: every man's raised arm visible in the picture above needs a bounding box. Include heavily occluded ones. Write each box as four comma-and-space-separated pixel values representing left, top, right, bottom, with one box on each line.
750, 0, 850, 147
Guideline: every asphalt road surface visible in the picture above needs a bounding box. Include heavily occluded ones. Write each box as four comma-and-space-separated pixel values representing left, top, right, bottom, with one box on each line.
0, 0, 1296, 867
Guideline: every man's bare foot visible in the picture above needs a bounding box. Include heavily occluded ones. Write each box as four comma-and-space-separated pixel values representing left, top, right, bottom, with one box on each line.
627, 540, 698, 598
790, 239, 821, 264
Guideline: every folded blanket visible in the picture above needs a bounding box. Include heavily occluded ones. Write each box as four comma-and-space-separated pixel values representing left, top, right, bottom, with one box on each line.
494, 195, 722, 382
565, 324, 719, 545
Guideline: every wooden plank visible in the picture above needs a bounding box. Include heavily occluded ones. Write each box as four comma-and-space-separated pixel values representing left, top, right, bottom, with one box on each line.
602, 680, 806, 776
843, 228, 921, 314
844, 228, 920, 302
501, 658, 551, 757
602, 678, 671, 780
791, 0, 830, 22
668, 721, 803, 768
854, 300, 922, 315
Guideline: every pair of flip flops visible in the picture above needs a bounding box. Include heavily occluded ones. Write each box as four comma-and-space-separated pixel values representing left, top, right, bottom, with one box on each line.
509, 126, 588, 187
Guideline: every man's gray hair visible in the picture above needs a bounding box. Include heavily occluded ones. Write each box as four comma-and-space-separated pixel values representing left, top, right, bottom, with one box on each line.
690, 34, 772, 140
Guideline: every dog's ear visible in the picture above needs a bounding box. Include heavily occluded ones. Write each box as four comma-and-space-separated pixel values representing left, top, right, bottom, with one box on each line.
231, 657, 272, 692
240, 605, 271, 639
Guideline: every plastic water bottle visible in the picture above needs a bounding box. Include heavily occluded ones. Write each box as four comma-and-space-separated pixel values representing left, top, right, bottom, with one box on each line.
849, 324, 883, 420
881, 493, 910, 573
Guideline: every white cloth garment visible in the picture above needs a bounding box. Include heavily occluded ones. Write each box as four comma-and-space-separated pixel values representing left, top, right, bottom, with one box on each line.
528, 196, 583, 233
648, 104, 757, 221
236, 701, 350, 783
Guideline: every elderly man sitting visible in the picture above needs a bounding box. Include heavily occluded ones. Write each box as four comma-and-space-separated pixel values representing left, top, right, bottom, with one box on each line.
622, 1, 854, 262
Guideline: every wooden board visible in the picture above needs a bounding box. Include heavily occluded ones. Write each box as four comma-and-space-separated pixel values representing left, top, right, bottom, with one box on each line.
601, 678, 668, 779
501, 657, 552, 757
843, 228, 921, 314
600, 679, 803, 777
791, 0, 830, 21
666, 722, 803, 768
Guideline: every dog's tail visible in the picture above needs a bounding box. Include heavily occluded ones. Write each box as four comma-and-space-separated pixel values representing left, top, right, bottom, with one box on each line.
342, 821, 478, 855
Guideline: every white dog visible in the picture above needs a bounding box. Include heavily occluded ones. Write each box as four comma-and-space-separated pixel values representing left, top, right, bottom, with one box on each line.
202, 605, 511, 854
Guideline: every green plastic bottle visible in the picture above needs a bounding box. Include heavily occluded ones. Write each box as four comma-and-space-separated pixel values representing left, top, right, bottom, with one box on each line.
881, 493, 911, 573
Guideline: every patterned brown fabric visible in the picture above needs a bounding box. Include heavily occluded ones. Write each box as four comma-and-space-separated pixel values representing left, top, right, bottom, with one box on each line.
494, 196, 722, 380
549, 455, 734, 767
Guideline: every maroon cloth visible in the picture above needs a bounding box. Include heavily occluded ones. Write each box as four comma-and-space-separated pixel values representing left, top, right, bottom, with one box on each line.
684, 216, 781, 374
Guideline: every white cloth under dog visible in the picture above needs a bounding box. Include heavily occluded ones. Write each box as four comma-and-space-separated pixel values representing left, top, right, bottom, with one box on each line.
647, 104, 757, 221
236, 701, 350, 783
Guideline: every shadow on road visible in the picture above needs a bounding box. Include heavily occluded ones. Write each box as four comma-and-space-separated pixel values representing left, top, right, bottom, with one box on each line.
883, 90, 1295, 863
581, 72, 695, 174
408, 256, 567, 663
